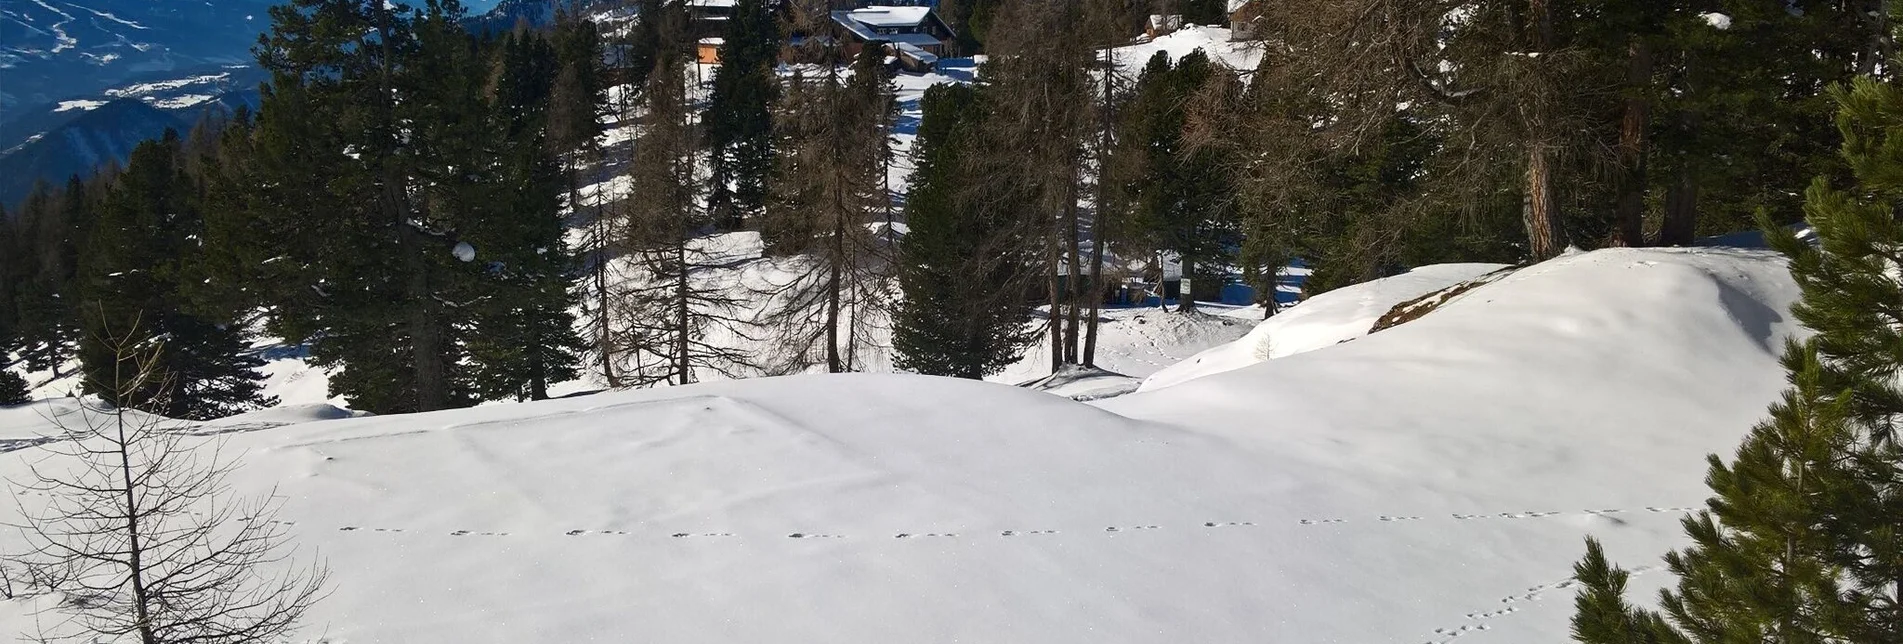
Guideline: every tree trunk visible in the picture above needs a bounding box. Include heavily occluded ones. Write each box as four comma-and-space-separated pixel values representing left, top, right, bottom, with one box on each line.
1048, 210, 1063, 373
592, 196, 616, 387
1612, 39, 1651, 248
1660, 164, 1697, 246
1178, 258, 1197, 313
405, 231, 449, 411
380, 2, 447, 412
825, 191, 844, 373
674, 238, 692, 384
1523, 143, 1566, 260
1063, 169, 1081, 365
113, 392, 158, 644
1084, 49, 1113, 368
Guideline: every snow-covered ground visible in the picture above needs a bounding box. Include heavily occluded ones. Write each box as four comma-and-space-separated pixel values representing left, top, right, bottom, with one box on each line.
1140, 263, 1509, 392
0, 245, 1806, 642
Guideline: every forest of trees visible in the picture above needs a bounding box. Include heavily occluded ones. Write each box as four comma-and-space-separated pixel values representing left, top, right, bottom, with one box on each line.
0, 0, 1895, 411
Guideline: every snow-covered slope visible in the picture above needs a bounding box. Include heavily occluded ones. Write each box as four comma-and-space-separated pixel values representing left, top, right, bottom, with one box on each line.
0, 246, 1804, 642
1139, 263, 1508, 392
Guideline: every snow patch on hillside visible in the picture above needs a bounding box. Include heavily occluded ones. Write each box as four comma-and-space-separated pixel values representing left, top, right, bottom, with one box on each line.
1140, 263, 1509, 391
0, 246, 1806, 643
1112, 26, 1263, 74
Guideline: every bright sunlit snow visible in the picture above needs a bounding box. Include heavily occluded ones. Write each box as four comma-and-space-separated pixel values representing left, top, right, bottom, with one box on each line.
1, 245, 1804, 642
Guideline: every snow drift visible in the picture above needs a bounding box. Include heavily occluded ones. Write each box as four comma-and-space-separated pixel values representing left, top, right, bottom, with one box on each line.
1138, 262, 1509, 392
0, 246, 1805, 643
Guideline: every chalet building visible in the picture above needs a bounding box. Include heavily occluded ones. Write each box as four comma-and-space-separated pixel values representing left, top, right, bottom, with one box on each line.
1227, 0, 1263, 41
827, 5, 957, 72
1145, 14, 1183, 39
697, 37, 724, 64
688, 0, 736, 38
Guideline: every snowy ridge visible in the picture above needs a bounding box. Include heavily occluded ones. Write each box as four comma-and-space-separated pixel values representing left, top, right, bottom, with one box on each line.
0, 246, 1805, 642
1139, 262, 1509, 391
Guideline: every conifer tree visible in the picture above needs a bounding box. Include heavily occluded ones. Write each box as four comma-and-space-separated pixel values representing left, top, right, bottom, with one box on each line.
760, 45, 895, 374
1569, 76, 1903, 644
1119, 50, 1242, 312
613, 6, 755, 386
977, 0, 1095, 369
78, 131, 272, 420
11, 179, 87, 374
253, 0, 505, 413
466, 31, 586, 401
704, 0, 780, 230
0, 368, 25, 406
893, 83, 1038, 379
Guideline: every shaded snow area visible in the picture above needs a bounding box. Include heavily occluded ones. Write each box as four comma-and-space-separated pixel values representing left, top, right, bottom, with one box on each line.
0, 246, 1807, 642
1140, 263, 1508, 392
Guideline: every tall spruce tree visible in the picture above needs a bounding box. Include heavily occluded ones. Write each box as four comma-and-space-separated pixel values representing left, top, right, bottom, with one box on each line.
1569, 76, 1903, 644
704, 0, 780, 231
252, 0, 510, 413
10, 179, 88, 374
78, 131, 272, 420
893, 83, 1038, 379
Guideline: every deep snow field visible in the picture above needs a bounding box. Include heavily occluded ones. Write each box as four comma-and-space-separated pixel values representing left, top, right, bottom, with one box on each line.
0, 244, 1808, 642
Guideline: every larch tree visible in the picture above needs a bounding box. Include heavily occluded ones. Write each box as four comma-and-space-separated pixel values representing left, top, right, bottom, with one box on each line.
978, 0, 1096, 371
759, 42, 896, 374
7, 332, 327, 644
549, 7, 615, 388
613, 4, 756, 386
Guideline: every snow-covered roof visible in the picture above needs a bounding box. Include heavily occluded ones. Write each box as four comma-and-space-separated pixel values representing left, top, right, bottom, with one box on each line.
894, 41, 938, 65
692, 0, 737, 7
883, 32, 941, 48
842, 5, 932, 28
699, 37, 725, 45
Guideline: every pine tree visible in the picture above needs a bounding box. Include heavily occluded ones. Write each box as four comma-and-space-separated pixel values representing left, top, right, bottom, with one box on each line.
11, 179, 87, 374
78, 131, 272, 420
704, 0, 780, 230
893, 83, 1038, 379
1569, 76, 1903, 644
252, 0, 505, 413
1117, 50, 1242, 311
0, 368, 25, 406
466, 31, 586, 401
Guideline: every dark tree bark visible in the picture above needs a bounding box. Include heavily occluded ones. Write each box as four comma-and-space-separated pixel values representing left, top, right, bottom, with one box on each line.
1612, 39, 1651, 248
1660, 163, 1698, 246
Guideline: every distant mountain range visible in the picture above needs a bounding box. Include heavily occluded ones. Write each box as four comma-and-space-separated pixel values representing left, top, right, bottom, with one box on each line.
0, 0, 534, 210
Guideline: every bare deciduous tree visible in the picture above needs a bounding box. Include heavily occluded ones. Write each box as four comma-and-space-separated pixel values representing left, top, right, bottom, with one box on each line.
5, 330, 328, 644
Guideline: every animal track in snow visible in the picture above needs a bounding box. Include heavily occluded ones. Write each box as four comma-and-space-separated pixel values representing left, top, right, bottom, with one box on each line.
1297, 518, 1345, 525
669, 532, 735, 539
1205, 521, 1257, 527
1000, 530, 1058, 536
787, 532, 846, 539
1427, 566, 1661, 643
1105, 525, 1159, 532
1379, 515, 1426, 522
894, 532, 957, 539
1645, 506, 1698, 513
